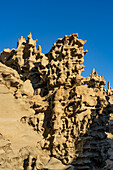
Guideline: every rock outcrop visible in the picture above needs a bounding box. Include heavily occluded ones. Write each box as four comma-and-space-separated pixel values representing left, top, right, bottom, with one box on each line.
0, 33, 113, 169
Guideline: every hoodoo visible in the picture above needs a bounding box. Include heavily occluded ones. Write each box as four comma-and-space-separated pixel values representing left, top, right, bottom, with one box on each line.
0, 33, 113, 169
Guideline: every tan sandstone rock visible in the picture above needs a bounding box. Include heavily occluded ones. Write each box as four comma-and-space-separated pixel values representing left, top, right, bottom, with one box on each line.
0, 33, 112, 169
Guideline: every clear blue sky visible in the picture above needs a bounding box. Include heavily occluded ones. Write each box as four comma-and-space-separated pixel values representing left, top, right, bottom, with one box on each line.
0, 0, 113, 89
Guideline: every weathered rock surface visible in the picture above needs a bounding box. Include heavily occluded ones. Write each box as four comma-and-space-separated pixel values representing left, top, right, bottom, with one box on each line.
0, 33, 113, 169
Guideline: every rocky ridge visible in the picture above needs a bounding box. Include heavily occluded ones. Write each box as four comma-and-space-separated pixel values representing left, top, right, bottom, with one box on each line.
0, 33, 113, 169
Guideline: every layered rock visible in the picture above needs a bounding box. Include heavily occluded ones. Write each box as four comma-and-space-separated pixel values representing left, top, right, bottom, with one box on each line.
0, 33, 113, 169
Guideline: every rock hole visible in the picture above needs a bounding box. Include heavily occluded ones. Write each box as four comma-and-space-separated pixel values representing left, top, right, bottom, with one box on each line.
23, 157, 29, 170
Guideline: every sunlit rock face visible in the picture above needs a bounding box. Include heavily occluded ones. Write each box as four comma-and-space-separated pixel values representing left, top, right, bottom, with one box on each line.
0, 33, 113, 169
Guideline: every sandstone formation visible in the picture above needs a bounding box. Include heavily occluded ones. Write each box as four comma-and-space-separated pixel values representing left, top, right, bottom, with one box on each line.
0, 33, 113, 169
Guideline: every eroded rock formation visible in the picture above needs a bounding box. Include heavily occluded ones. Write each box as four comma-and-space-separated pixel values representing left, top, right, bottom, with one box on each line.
0, 33, 113, 169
